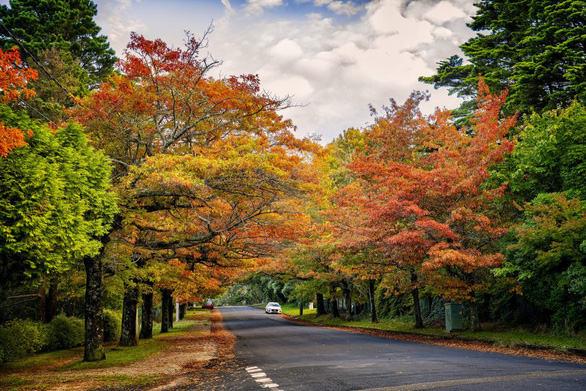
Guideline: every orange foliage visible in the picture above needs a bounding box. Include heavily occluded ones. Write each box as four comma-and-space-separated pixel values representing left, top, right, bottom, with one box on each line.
71, 33, 321, 294
0, 47, 37, 157
336, 80, 516, 302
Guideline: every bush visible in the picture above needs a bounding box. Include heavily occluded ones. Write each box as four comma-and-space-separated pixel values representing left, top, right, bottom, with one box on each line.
103, 309, 121, 342
0, 319, 46, 363
45, 314, 84, 351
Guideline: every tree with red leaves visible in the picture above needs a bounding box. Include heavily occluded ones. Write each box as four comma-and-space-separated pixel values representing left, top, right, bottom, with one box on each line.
72, 32, 319, 359
0, 47, 37, 157
339, 81, 516, 330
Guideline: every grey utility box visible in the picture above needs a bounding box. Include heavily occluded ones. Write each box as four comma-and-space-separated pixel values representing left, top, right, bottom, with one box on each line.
445, 303, 463, 332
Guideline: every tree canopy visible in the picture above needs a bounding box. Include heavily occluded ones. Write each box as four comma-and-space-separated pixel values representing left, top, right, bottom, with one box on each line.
0, 0, 116, 83
420, 0, 586, 118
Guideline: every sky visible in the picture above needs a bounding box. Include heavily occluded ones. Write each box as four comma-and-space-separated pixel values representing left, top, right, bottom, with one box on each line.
64, 1, 480, 142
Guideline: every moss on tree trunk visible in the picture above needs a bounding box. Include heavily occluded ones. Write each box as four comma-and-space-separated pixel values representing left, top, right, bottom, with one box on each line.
83, 255, 105, 362
118, 283, 139, 346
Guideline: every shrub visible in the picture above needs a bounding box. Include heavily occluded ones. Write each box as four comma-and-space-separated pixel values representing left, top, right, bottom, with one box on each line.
45, 314, 84, 351
0, 319, 46, 363
103, 309, 121, 342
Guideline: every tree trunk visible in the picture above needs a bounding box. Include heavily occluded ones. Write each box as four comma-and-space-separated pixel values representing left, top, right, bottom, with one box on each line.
45, 277, 58, 323
83, 255, 105, 361
411, 287, 424, 329
161, 289, 171, 333
118, 283, 139, 346
316, 293, 326, 316
139, 292, 153, 339
329, 284, 340, 318
168, 294, 174, 329
368, 279, 378, 323
342, 280, 353, 320
469, 296, 480, 332
38, 283, 47, 323
179, 303, 187, 320
330, 299, 340, 317
411, 272, 424, 328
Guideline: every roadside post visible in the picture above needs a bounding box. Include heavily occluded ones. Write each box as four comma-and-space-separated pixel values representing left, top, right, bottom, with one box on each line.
445, 303, 463, 332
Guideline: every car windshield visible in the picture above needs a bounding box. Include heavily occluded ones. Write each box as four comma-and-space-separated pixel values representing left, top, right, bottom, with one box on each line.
267, 303, 280, 307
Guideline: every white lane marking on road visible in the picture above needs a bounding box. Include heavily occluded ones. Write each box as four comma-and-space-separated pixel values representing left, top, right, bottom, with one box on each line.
245, 366, 284, 390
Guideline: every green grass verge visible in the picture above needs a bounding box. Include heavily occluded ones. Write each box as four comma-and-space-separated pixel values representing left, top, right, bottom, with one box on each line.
62, 317, 199, 371
281, 305, 586, 350
0, 314, 206, 390
60, 338, 167, 371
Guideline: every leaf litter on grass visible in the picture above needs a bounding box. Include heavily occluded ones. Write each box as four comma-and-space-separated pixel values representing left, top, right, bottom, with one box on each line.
0, 311, 222, 391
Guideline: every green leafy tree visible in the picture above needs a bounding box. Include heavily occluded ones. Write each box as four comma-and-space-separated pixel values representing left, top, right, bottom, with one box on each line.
27, 47, 90, 122
502, 194, 586, 331
493, 102, 586, 331
0, 0, 116, 83
420, 0, 586, 118
0, 120, 117, 283
500, 102, 586, 201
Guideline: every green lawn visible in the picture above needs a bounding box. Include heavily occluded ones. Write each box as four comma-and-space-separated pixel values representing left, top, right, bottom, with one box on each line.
0, 311, 208, 390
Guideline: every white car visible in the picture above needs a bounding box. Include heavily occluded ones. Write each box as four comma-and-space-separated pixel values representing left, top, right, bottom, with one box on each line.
265, 302, 282, 314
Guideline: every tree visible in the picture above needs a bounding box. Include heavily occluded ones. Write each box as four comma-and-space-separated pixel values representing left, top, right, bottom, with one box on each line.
72, 32, 318, 360
341, 82, 516, 330
493, 102, 586, 330
420, 0, 586, 119
336, 92, 433, 328
26, 47, 89, 123
502, 194, 586, 331
0, 47, 37, 157
0, 122, 117, 319
496, 102, 586, 201
0, 0, 116, 83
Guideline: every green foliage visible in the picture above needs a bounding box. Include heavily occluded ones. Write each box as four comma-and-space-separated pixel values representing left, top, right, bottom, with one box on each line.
103, 309, 121, 343
27, 47, 90, 122
0, 319, 46, 363
420, 0, 586, 118
502, 193, 586, 332
45, 314, 84, 351
219, 274, 289, 305
0, 0, 116, 83
504, 102, 586, 200
375, 286, 413, 321
0, 119, 117, 284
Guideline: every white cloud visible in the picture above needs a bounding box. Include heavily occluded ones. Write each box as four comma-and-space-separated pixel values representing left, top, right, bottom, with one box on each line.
298, 0, 362, 16
269, 39, 304, 62
221, 0, 234, 14
422, 1, 468, 24
326, 1, 362, 16
93, 0, 477, 142
94, 0, 146, 54
245, 0, 284, 15
205, 0, 478, 141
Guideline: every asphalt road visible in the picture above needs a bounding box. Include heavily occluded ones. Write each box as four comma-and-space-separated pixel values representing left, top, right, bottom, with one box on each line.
195, 306, 586, 390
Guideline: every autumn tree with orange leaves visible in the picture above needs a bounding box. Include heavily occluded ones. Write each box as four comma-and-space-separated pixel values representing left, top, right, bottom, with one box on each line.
72, 32, 319, 358
0, 47, 37, 157
337, 81, 516, 330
